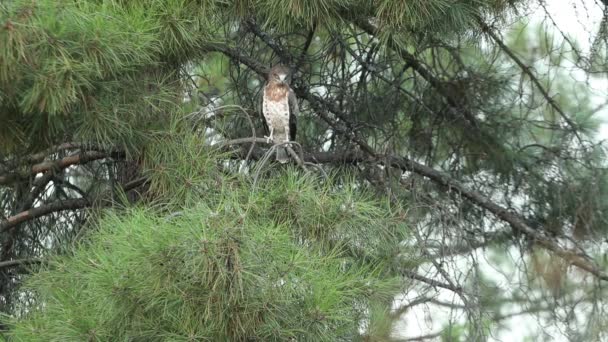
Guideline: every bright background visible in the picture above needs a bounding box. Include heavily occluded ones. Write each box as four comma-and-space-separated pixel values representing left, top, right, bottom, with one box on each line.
396, 1, 607, 340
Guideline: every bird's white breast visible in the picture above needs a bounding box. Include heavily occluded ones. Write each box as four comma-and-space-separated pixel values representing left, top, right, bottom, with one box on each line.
263, 97, 290, 132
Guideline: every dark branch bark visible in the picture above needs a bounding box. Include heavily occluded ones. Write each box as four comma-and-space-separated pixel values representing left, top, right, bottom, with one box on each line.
296, 24, 317, 70
0, 259, 43, 270
395, 332, 443, 342
476, 18, 583, 143
1, 142, 84, 169
402, 270, 463, 293
0, 151, 111, 185
425, 230, 513, 260
0, 177, 149, 233
353, 17, 482, 130
207, 34, 608, 282
0, 198, 90, 232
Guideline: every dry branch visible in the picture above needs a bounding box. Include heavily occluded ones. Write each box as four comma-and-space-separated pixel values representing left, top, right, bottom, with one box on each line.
0, 151, 110, 185
0, 177, 149, 232
476, 18, 582, 142
207, 38, 608, 282
0, 259, 43, 270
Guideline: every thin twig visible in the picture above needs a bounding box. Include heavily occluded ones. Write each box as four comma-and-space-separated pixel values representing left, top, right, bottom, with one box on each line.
477, 18, 583, 143
0, 259, 43, 270
0, 151, 112, 185
0, 177, 149, 232
206, 41, 608, 282
193, 105, 259, 165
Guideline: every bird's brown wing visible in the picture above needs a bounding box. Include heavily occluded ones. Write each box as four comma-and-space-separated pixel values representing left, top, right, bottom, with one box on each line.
261, 86, 270, 136
288, 89, 298, 141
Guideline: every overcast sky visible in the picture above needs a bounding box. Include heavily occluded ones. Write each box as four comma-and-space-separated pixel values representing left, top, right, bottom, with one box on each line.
397, 1, 607, 340
543, 0, 608, 140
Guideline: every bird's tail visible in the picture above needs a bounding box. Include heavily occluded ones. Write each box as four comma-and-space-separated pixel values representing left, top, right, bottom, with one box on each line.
276, 146, 289, 163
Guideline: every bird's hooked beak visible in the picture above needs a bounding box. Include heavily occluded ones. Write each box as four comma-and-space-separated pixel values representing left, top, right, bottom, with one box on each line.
278, 73, 287, 83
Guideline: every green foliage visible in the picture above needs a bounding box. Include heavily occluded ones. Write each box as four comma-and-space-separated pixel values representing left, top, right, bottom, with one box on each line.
142, 126, 231, 206
253, 171, 404, 262
376, 0, 478, 33
441, 324, 466, 342
256, 0, 353, 30
1, 0, 608, 340
6, 142, 405, 341
371, 0, 520, 42
0, 0, 219, 153
0, 0, 520, 153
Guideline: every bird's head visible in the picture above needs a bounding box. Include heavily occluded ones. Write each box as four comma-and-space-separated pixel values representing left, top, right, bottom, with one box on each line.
268, 65, 291, 85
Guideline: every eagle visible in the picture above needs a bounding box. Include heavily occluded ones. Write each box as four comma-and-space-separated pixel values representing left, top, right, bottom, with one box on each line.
262, 65, 298, 163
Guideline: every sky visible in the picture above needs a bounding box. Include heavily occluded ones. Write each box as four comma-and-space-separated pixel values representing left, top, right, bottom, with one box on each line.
542, 0, 608, 139
395, 1, 607, 340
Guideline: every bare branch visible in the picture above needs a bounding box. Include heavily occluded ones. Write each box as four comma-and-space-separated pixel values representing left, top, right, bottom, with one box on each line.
352, 18, 482, 130
0, 177, 149, 233
2, 142, 86, 167
395, 331, 443, 342
402, 270, 463, 292
0, 198, 90, 232
0, 259, 43, 270
296, 24, 317, 70
205, 34, 608, 281
477, 18, 583, 143
217, 137, 269, 148
0, 151, 111, 185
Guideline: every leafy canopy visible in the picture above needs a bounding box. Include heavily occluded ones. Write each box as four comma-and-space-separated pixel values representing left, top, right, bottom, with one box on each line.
7, 144, 406, 341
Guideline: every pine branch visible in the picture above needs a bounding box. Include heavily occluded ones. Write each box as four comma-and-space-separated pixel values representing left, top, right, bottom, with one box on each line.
0, 177, 149, 233
352, 17, 482, 130
424, 230, 513, 260
1, 143, 94, 167
0, 259, 43, 270
244, 18, 294, 65
402, 270, 463, 292
476, 18, 583, 143
208, 39, 608, 282
0, 198, 90, 233
218, 137, 270, 148
395, 331, 443, 342
227, 141, 608, 280
0, 151, 114, 185
201, 43, 267, 75
296, 24, 317, 70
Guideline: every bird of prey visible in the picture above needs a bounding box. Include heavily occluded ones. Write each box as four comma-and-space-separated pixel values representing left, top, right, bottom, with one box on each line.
262, 65, 298, 163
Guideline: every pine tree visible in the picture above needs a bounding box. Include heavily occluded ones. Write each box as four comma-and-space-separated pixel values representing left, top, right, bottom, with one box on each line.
8, 147, 405, 341
1, 0, 607, 340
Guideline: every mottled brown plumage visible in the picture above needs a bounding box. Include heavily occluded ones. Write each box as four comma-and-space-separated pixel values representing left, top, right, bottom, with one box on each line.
262, 65, 298, 163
